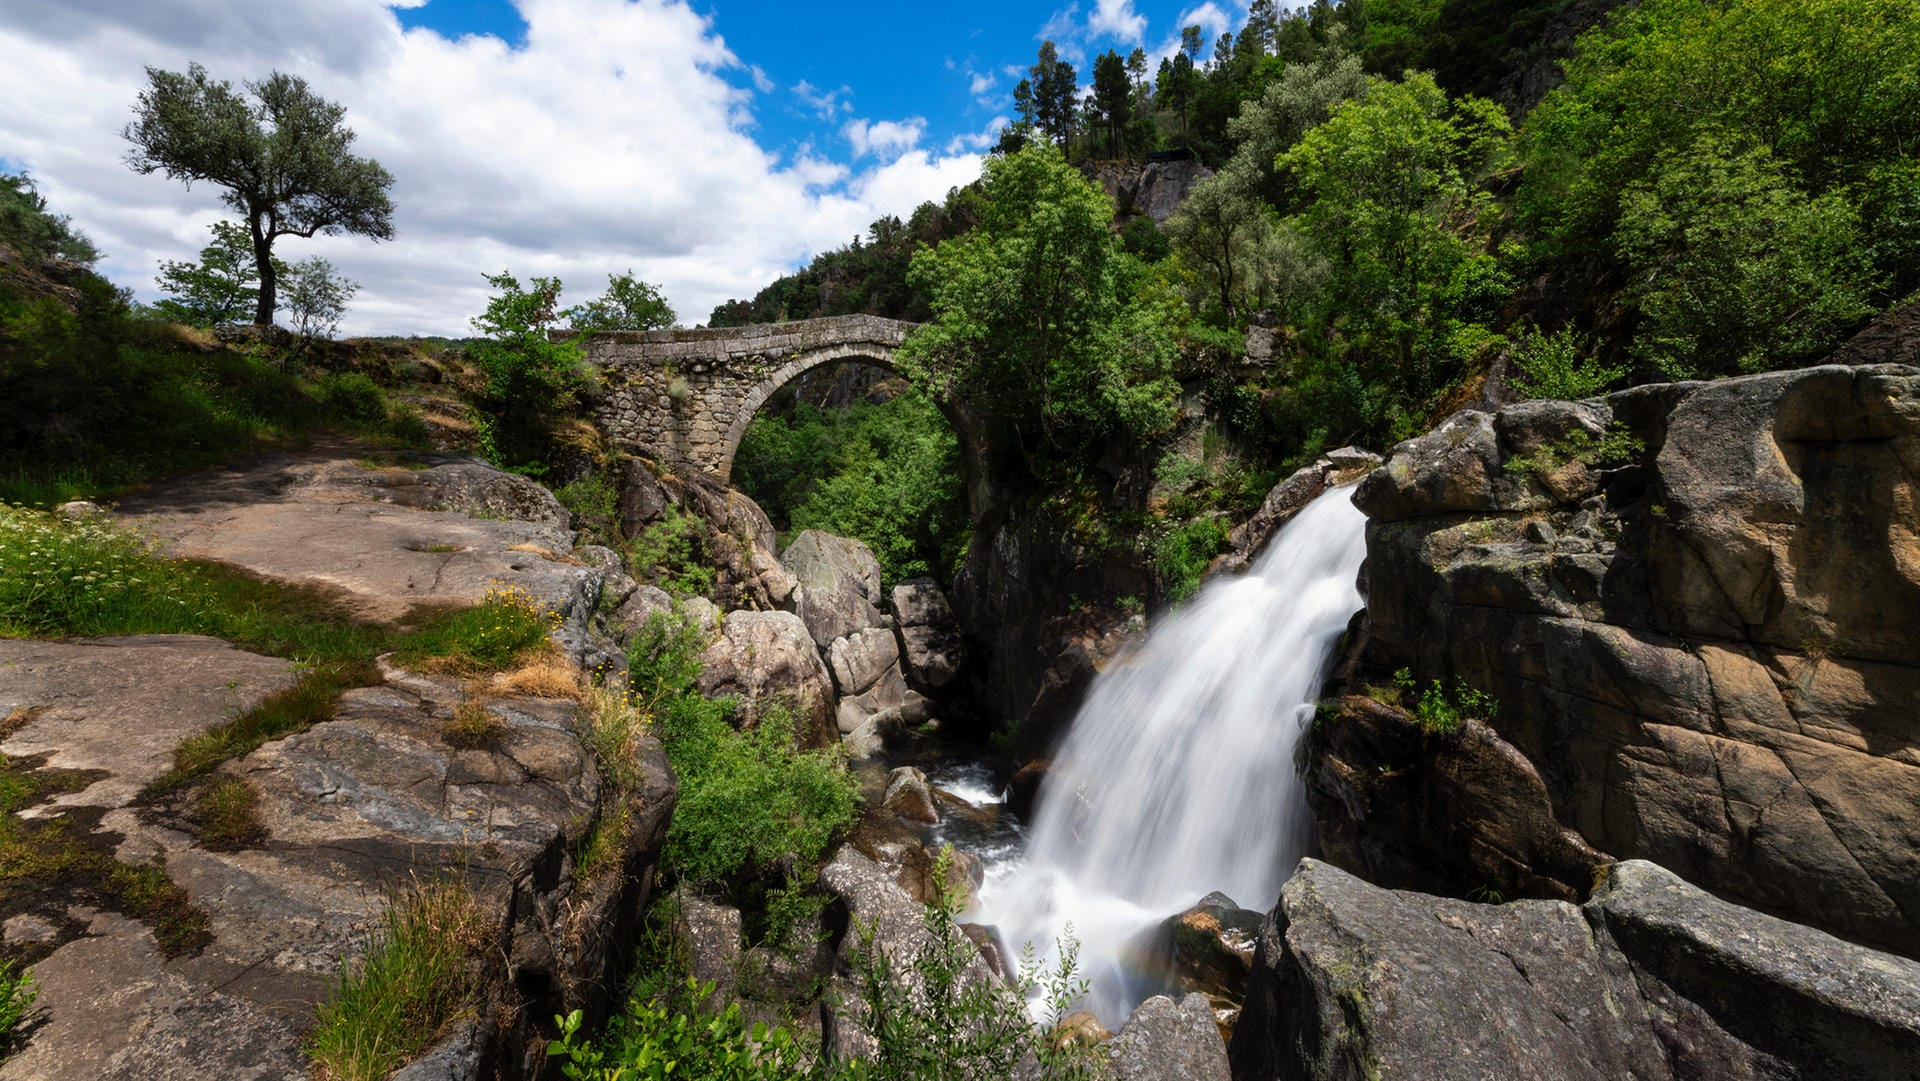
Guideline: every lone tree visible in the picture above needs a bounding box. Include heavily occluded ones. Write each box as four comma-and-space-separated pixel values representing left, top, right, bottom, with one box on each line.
124, 63, 394, 326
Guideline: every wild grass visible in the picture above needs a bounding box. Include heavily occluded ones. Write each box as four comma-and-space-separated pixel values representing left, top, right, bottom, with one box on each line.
155, 660, 376, 792
0, 958, 34, 1060
441, 698, 507, 750
307, 874, 494, 1081
189, 776, 264, 850
390, 584, 557, 674
496, 650, 584, 700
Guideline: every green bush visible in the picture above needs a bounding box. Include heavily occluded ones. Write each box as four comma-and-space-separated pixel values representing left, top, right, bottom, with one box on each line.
1391, 668, 1499, 733
548, 980, 822, 1081
315, 371, 389, 427
554, 470, 620, 547
465, 272, 593, 475
1154, 516, 1229, 604
1508, 326, 1624, 401
625, 612, 857, 905
624, 505, 716, 598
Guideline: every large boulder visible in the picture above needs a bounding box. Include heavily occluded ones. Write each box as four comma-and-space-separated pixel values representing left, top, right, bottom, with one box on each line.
1213, 448, 1380, 578
669, 892, 745, 1012
695, 609, 838, 749
1118, 892, 1264, 1030
1229, 859, 1920, 1081
1342, 357, 1920, 955
783, 531, 885, 649
891, 578, 968, 688
1107, 993, 1232, 1081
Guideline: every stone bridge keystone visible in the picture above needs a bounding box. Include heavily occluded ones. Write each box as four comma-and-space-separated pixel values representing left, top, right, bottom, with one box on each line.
577, 315, 923, 482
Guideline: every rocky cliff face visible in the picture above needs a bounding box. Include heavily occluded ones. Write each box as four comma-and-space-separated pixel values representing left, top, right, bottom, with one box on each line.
1230, 858, 1920, 1081
1319, 358, 1920, 955
1079, 159, 1216, 224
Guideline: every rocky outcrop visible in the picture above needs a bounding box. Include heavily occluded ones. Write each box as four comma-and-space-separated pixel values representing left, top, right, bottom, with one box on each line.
1229, 858, 1920, 1081
618, 460, 797, 612
785, 530, 886, 647
0, 642, 676, 1081
880, 767, 940, 825
1080, 159, 1215, 224
1339, 360, 1920, 954
695, 609, 838, 749
1310, 695, 1610, 904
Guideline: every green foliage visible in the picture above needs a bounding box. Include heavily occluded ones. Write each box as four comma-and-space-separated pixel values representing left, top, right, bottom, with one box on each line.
307, 874, 492, 1081
1154, 516, 1229, 604
628, 613, 857, 903
0, 171, 98, 265
465, 271, 593, 473
548, 982, 825, 1081
0, 959, 33, 1059
733, 390, 970, 587
625, 505, 716, 598
391, 584, 556, 674
0, 258, 416, 504
124, 62, 395, 325
153, 220, 260, 326
1613, 135, 1879, 378
564, 270, 678, 331
314, 371, 389, 427
1391, 667, 1498, 733
850, 847, 1103, 1081
1502, 423, 1644, 477
1507, 325, 1623, 400
280, 255, 358, 342
1279, 71, 1511, 423
899, 145, 1182, 487
555, 470, 620, 547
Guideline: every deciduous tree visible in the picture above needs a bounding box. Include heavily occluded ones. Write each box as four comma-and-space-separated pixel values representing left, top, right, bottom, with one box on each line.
123, 63, 395, 326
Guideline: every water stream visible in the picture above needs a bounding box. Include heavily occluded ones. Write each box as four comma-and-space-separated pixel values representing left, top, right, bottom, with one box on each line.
966, 485, 1369, 1025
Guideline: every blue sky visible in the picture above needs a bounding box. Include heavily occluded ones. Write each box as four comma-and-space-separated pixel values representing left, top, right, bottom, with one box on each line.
0, 0, 1247, 334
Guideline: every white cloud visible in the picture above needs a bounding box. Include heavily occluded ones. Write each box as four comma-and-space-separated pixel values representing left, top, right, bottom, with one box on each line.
0, 0, 982, 333
944, 116, 1009, 155
842, 117, 927, 160
792, 79, 852, 120
1087, 0, 1146, 42
1149, 2, 1234, 67
969, 71, 995, 95
748, 63, 773, 93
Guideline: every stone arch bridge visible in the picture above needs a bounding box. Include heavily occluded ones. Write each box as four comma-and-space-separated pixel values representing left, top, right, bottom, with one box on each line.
581, 314, 948, 483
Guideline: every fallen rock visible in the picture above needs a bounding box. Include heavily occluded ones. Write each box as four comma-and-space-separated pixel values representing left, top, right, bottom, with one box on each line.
829, 628, 902, 697
891, 578, 968, 688
881, 767, 939, 825
1118, 892, 1263, 1027
696, 609, 838, 749
669, 892, 745, 1011
1108, 992, 1231, 1081
1228, 858, 1920, 1081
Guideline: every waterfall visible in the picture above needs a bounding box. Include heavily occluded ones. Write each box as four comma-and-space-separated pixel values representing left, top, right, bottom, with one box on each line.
970, 485, 1369, 1025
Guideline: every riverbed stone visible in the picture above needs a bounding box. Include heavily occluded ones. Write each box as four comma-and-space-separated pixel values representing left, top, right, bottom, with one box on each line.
881, 767, 939, 824
695, 609, 838, 749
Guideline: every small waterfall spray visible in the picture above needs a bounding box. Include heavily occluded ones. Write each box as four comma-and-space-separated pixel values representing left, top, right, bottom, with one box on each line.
971, 486, 1369, 1024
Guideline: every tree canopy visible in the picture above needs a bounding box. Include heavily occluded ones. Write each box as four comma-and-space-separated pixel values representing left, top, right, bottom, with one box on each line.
123, 62, 395, 326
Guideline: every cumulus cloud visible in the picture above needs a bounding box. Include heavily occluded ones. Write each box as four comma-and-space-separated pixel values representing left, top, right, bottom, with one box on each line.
1148, 2, 1235, 66
944, 116, 1009, 156
842, 117, 927, 160
0, 0, 981, 333
1087, 0, 1146, 42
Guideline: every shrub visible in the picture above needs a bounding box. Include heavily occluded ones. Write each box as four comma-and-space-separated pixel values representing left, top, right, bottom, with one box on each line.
1508, 325, 1624, 400
624, 506, 715, 599
1392, 668, 1499, 733
850, 847, 1102, 1081
547, 980, 822, 1081
307, 874, 494, 1081
315, 372, 389, 427
1502, 424, 1644, 478
554, 470, 620, 547
626, 612, 856, 903
465, 271, 593, 474
0, 959, 35, 1059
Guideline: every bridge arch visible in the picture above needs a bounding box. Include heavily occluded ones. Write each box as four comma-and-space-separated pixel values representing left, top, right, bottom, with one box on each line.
582, 315, 989, 516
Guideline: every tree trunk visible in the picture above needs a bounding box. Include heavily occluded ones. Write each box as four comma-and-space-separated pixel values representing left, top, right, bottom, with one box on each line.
250, 217, 276, 326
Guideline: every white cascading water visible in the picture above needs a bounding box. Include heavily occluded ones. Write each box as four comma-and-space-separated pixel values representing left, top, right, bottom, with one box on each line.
969, 485, 1369, 1025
